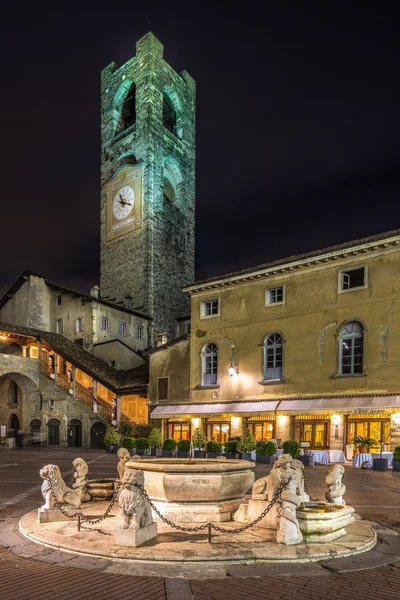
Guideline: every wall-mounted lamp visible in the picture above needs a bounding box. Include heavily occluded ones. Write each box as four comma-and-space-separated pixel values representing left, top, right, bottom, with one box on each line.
228, 362, 238, 377
332, 414, 341, 425
278, 415, 287, 423
191, 418, 200, 428
393, 413, 400, 424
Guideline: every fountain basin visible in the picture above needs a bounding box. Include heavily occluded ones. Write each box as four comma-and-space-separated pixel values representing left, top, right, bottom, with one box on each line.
297, 502, 355, 542
86, 479, 115, 501
125, 458, 255, 523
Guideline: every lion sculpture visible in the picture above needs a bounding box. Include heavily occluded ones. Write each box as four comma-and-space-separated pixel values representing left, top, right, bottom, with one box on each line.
118, 469, 153, 531
117, 448, 131, 481
72, 458, 91, 502
40, 464, 81, 510
325, 464, 346, 505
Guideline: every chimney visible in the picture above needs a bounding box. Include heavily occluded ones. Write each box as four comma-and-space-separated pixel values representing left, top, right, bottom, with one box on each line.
124, 295, 133, 310
90, 285, 100, 299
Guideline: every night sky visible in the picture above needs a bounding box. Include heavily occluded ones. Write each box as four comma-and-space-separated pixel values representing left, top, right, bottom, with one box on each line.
1, 1, 400, 298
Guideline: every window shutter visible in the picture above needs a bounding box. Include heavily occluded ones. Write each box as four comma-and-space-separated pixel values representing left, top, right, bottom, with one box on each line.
158, 378, 169, 401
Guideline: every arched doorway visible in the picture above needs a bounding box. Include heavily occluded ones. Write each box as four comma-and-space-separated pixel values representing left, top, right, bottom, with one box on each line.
9, 414, 20, 436
90, 422, 106, 449
68, 419, 82, 447
47, 418, 60, 446
30, 419, 41, 445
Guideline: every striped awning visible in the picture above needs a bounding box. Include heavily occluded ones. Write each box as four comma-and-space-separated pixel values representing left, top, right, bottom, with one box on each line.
277, 396, 400, 411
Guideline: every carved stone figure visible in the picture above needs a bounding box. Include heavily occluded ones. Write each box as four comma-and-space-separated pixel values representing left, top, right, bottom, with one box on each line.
268, 453, 303, 545
292, 458, 309, 503
114, 469, 157, 547
325, 464, 346, 505
72, 458, 91, 502
40, 464, 81, 509
118, 469, 153, 531
251, 474, 270, 500
117, 448, 131, 480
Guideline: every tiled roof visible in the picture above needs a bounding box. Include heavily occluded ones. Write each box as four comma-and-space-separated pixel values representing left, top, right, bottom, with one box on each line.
147, 334, 190, 355
183, 228, 400, 291
0, 321, 148, 395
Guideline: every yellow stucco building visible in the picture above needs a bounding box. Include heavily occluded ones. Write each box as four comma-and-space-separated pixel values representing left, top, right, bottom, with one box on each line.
150, 229, 400, 453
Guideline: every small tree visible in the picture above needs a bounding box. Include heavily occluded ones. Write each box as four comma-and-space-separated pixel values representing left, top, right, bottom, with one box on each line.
237, 430, 255, 453
122, 437, 136, 449
119, 416, 134, 437
163, 438, 177, 451
148, 428, 163, 449
256, 440, 276, 456
133, 422, 153, 439
191, 427, 207, 449
104, 427, 119, 447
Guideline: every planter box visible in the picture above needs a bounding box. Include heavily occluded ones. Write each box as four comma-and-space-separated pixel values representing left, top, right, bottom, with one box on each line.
150, 448, 157, 456
108, 445, 119, 454
256, 455, 275, 464
194, 450, 206, 458
225, 453, 238, 460
134, 448, 147, 456
207, 452, 222, 458
298, 455, 314, 467
393, 461, 400, 472
177, 451, 190, 458
241, 452, 253, 461
162, 450, 174, 457
373, 458, 388, 471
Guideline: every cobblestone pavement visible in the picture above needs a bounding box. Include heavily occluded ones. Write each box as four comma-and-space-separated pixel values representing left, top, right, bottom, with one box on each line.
1, 448, 400, 599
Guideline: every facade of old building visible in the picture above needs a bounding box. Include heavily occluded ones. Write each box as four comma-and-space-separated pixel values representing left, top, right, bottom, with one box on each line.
150, 229, 400, 452
100, 32, 196, 343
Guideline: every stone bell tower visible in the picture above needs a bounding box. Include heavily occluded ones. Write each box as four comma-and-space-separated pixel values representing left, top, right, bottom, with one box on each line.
100, 32, 195, 344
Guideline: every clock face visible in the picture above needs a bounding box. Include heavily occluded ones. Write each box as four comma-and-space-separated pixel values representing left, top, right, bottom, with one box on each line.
112, 186, 135, 220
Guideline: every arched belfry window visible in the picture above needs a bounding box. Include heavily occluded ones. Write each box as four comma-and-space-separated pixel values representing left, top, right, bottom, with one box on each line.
339, 321, 364, 375
263, 333, 283, 381
163, 93, 176, 134
115, 83, 136, 134
202, 343, 218, 385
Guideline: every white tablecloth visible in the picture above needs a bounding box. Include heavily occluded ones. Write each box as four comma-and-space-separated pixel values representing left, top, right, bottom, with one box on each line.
353, 453, 372, 468
305, 450, 328, 464
327, 450, 346, 463
371, 452, 394, 467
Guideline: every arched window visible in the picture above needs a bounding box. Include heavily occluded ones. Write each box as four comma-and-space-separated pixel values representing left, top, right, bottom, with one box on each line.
339, 321, 364, 375
263, 333, 283, 381
202, 343, 218, 385
163, 93, 176, 134
115, 83, 136, 133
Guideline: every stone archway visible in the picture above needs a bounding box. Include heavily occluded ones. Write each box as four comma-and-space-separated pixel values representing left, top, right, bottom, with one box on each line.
90, 422, 106, 449
0, 372, 38, 439
9, 413, 20, 435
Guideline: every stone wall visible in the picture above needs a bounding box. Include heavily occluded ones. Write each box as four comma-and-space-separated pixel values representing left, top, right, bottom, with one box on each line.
100, 33, 196, 343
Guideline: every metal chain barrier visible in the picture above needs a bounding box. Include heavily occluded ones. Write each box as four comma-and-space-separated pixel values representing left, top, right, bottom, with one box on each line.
45, 476, 121, 534
134, 479, 288, 543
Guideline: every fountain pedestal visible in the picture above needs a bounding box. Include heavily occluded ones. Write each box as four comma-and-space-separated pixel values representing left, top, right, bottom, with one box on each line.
297, 503, 355, 542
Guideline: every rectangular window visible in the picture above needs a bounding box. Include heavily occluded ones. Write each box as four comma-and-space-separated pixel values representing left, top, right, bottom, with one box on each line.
158, 377, 169, 401
136, 325, 144, 340
56, 318, 64, 334
201, 299, 219, 318
75, 317, 84, 333
50, 399, 55, 410
99, 316, 109, 331
340, 267, 366, 291
57, 295, 62, 306
118, 321, 127, 336
39, 394, 43, 410
266, 286, 284, 305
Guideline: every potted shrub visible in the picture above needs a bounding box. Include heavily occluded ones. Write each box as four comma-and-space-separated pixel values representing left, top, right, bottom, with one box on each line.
206, 440, 222, 458
282, 439, 307, 463
135, 437, 149, 456
122, 437, 137, 456
373, 423, 400, 471
393, 446, 400, 472
191, 428, 207, 458
148, 428, 163, 457
237, 430, 255, 461
103, 427, 119, 453
162, 438, 176, 457
224, 440, 238, 459
177, 439, 191, 458
256, 440, 276, 464
352, 435, 376, 454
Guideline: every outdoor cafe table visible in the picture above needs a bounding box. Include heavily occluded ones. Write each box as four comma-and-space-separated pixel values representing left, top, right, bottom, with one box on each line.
353, 453, 373, 468
371, 452, 394, 467
305, 450, 329, 464
326, 450, 346, 463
